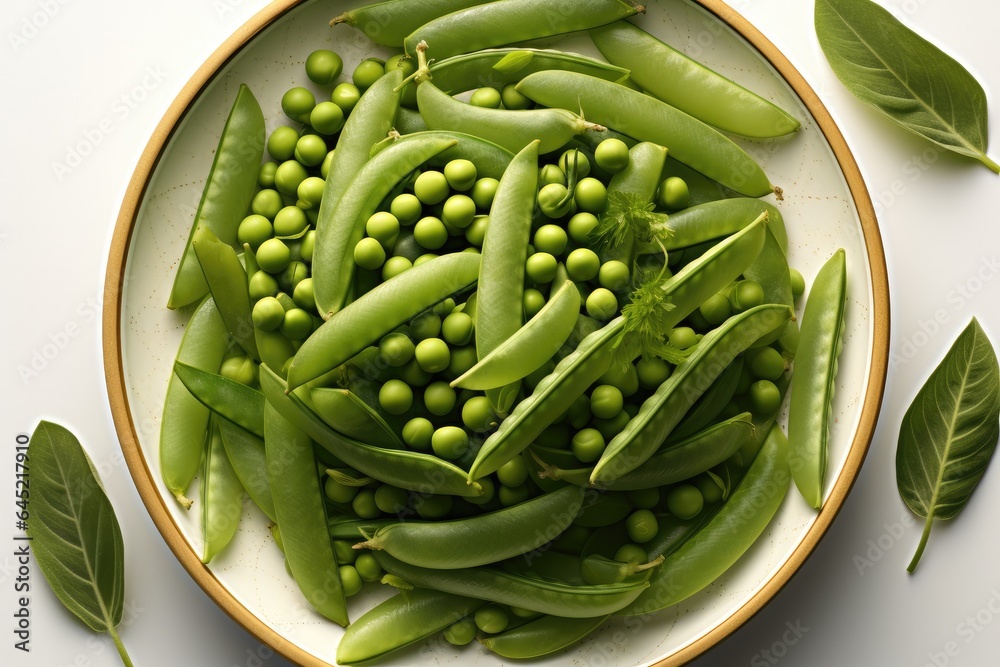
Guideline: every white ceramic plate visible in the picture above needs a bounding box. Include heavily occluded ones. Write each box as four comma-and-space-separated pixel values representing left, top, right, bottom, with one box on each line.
104, 1, 889, 665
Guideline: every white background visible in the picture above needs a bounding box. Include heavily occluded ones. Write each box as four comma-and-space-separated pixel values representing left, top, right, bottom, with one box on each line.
3, 0, 1000, 666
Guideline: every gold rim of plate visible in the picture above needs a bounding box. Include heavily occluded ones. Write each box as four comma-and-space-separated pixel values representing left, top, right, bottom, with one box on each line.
102, 1, 891, 665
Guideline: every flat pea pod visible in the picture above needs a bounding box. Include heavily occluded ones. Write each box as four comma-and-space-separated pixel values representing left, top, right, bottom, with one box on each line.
427, 47, 629, 95
370, 130, 514, 180
405, 0, 640, 60
168, 84, 264, 309
480, 613, 611, 659
787, 248, 847, 508
160, 296, 229, 507
591, 304, 793, 485
331, 0, 491, 47
172, 361, 264, 437
373, 551, 649, 618
543, 412, 754, 491
516, 71, 774, 197
313, 134, 457, 317
590, 21, 800, 138
744, 226, 794, 309
599, 141, 668, 266
650, 198, 788, 255
217, 417, 275, 522
622, 423, 791, 615
354, 486, 585, 568
668, 355, 745, 442
264, 402, 348, 625
287, 252, 480, 390
261, 364, 484, 498
469, 215, 769, 482
191, 226, 259, 360
454, 279, 579, 391
303, 387, 404, 448
200, 418, 243, 563
477, 140, 539, 414
337, 589, 487, 665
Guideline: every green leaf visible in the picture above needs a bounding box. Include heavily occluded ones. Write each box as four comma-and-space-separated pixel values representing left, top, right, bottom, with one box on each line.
25, 421, 134, 666
815, 0, 998, 172
896, 318, 1000, 573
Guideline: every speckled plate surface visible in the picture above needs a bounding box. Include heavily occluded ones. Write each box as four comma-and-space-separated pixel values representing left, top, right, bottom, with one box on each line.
104, 1, 889, 665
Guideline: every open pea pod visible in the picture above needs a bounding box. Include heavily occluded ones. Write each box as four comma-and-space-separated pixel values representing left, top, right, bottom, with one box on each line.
200, 418, 244, 564
172, 361, 264, 437
622, 424, 791, 615
160, 296, 229, 507
668, 355, 745, 442
303, 387, 404, 449
261, 364, 484, 498
217, 417, 275, 522
337, 589, 487, 665
192, 226, 258, 361
168, 84, 264, 309
370, 130, 513, 180
481, 613, 612, 659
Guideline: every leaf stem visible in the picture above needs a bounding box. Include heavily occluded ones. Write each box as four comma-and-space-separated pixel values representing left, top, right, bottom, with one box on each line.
907, 515, 934, 573
109, 625, 135, 667
976, 151, 1000, 174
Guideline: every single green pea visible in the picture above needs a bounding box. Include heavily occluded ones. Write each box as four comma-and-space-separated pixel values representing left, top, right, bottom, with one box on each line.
538, 164, 566, 186
365, 211, 400, 247
522, 288, 546, 319
526, 252, 558, 284
626, 509, 659, 543
462, 395, 496, 432
324, 476, 358, 504
280, 308, 313, 340
500, 82, 532, 109
496, 456, 529, 488
309, 101, 346, 135
402, 417, 434, 451
379, 379, 413, 415
749, 379, 782, 417
352, 58, 385, 90
614, 543, 649, 565
598, 362, 639, 397
410, 311, 442, 340
448, 345, 478, 376
470, 177, 499, 209
273, 206, 308, 238
300, 230, 316, 262
558, 149, 591, 178
497, 483, 530, 507
281, 87, 315, 123
750, 347, 786, 381
273, 160, 309, 196
249, 271, 279, 301
571, 427, 606, 463
305, 49, 343, 85
699, 292, 732, 325
729, 279, 765, 312
414, 338, 451, 374
354, 237, 387, 271
636, 357, 671, 389
424, 381, 458, 416
657, 176, 690, 210
789, 267, 806, 301
415, 494, 454, 520
292, 277, 315, 312
294, 134, 327, 167
220, 355, 257, 386
252, 296, 285, 331
695, 473, 724, 504
296, 176, 325, 209
533, 224, 568, 257
279, 261, 309, 292
390, 193, 423, 226
256, 238, 291, 273
374, 484, 410, 515
465, 215, 489, 247
565, 247, 600, 282
251, 189, 282, 220
379, 332, 415, 367
267, 126, 299, 161
257, 161, 278, 189
440, 158, 478, 192
599, 260, 631, 292
444, 618, 477, 646
413, 170, 450, 205
331, 82, 361, 114
567, 212, 599, 244
666, 484, 704, 520
352, 487, 381, 519
238, 214, 273, 251
469, 87, 502, 108
594, 137, 630, 173
574, 177, 608, 214
475, 605, 510, 634
442, 194, 477, 228
593, 409, 630, 440
537, 183, 572, 218
586, 288, 618, 321
334, 539, 357, 566
385, 53, 416, 77
564, 394, 592, 430
340, 565, 363, 596
413, 217, 448, 250
442, 312, 474, 346
320, 150, 335, 179
431, 425, 469, 459
381, 255, 413, 280
590, 385, 624, 420
669, 326, 699, 349
414, 253, 438, 267
354, 552, 383, 583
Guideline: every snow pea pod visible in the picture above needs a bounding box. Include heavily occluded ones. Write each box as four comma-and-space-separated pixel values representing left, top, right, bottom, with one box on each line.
651, 198, 788, 255
314, 134, 457, 317
191, 227, 258, 360
668, 355, 745, 442
287, 251, 481, 390
600, 141, 668, 266
200, 418, 243, 563
172, 361, 264, 437
788, 248, 847, 508
354, 486, 585, 568
264, 402, 348, 625
261, 364, 484, 498
304, 387, 404, 448
427, 48, 629, 95
405, 0, 640, 60
373, 551, 649, 617
590, 21, 800, 138
329, 517, 393, 541
480, 613, 611, 659
516, 71, 774, 197
168, 84, 264, 309
217, 417, 275, 522
331, 0, 490, 47
622, 423, 790, 615
452, 279, 580, 391
370, 130, 513, 180
337, 589, 486, 665
160, 296, 229, 507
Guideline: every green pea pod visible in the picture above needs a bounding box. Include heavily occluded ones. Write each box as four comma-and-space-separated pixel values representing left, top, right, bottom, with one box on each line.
172, 361, 264, 437
516, 71, 774, 197
590, 21, 800, 138
261, 365, 484, 498
313, 134, 458, 317
581, 554, 665, 585
254, 328, 296, 379
591, 304, 792, 485
481, 613, 612, 659
394, 107, 429, 134
304, 387, 405, 449
469, 214, 768, 482
541, 413, 754, 491
405, 0, 640, 60
455, 280, 579, 391
645, 510, 718, 560
200, 419, 244, 563
651, 198, 788, 255
668, 355, 745, 442
599, 141, 668, 267
788, 248, 847, 508
167, 85, 264, 309
428, 47, 629, 95
287, 252, 481, 390
264, 402, 348, 626
373, 551, 649, 618
745, 227, 793, 307
217, 417, 275, 522
355, 486, 584, 568
623, 424, 791, 615
371, 130, 514, 180
572, 492, 632, 528
191, 227, 258, 360
337, 589, 487, 665
331, 0, 491, 47
329, 517, 393, 541
501, 549, 586, 585
476, 140, 539, 414
160, 296, 229, 507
